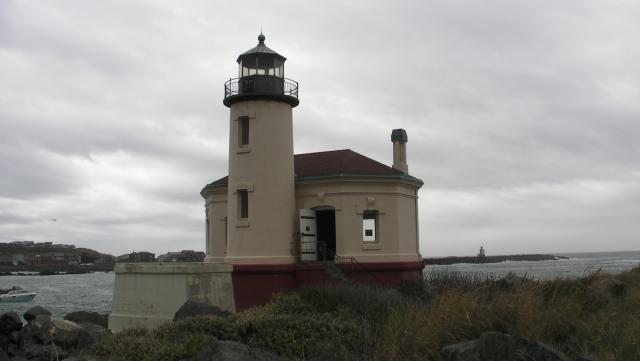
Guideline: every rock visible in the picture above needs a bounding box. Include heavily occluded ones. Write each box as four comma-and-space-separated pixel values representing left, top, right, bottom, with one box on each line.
24, 344, 43, 359
17, 324, 34, 349
64, 312, 109, 328
7, 332, 19, 345
173, 300, 233, 321
0, 349, 8, 361
0, 313, 22, 334
76, 323, 109, 348
64, 356, 105, 361
25, 343, 66, 360
609, 279, 626, 297
190, 340, 297, 361
0, 334, 8, 352
30, 315, 83, 347
23, 307, 51, 323
42, 344, 67, 360
52, 318, 82, 347
441, 332, 571, 361
30, 315, 54, 344
5, 342, 19, 358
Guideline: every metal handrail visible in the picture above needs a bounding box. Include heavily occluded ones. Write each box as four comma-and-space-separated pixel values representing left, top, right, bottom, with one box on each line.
224, 76, 298, 99
291, 238, 384, 285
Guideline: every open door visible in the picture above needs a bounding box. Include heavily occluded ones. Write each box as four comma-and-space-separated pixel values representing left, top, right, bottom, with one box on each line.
299, 209, 317, 261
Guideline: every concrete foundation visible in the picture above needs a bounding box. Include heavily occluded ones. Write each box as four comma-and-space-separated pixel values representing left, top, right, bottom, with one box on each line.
108, 262, 235, 332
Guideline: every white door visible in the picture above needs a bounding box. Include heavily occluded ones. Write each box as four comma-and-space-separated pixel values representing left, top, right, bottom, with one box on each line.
299, 209, 317, 261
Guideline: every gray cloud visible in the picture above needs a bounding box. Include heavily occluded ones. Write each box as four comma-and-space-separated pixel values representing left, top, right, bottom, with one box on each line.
1, 0, 638, 256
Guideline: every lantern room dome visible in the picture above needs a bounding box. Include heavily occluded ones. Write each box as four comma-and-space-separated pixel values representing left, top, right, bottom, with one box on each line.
223, 34, 299, 108
237, 34, 286, 62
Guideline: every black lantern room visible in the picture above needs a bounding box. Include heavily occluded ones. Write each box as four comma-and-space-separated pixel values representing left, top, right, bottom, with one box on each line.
223, 34, 299, 108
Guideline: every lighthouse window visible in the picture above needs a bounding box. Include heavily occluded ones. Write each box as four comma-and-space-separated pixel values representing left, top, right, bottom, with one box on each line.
238, 116, 249, 146
238, 190, 249, 219
205, 209, 210, 254
362, 211, 378, 242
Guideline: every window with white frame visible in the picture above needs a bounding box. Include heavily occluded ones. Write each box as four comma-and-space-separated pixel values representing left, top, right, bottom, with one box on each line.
362, 210, 378, 242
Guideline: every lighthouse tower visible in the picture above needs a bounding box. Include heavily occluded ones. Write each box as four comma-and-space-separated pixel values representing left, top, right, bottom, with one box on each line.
223, 34, 299, 266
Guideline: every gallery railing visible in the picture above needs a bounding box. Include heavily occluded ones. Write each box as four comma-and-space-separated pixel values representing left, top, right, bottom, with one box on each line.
224, 76, 299, 99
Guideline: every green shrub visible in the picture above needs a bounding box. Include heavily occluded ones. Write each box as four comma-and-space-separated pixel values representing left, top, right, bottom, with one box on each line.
93, 268, 640, 361
298, 282, 407, 322
236, 309, 365, 360
92, 327, 217, 361
396, 279, 433, 303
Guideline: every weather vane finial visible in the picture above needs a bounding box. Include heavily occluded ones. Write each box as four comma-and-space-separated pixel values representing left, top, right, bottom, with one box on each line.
258, 28, 265, 44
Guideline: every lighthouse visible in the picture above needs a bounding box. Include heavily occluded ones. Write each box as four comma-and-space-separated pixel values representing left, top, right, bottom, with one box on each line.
110, 35, 426, 327
203, 35, 425, 311
222, 34, 299, 266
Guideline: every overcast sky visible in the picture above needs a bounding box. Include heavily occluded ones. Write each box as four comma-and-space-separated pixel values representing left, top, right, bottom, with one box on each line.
1, 1, 639, 257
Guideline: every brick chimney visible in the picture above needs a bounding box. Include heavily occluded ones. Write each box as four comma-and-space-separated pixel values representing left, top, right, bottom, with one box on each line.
391, 129, 408, 173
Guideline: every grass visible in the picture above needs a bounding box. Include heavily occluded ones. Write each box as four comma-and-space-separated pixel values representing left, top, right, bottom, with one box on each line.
91, 265, 640, 361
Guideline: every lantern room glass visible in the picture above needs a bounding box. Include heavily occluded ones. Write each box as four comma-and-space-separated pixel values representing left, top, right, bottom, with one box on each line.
239, 56, 284, 78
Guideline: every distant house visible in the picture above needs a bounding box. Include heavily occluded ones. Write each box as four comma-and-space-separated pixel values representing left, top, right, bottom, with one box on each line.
10, 241, 34, 246
157, 250, 205, 262
117, 252, 156, 263
0, 254, 13, 266
12, 254, 25, 266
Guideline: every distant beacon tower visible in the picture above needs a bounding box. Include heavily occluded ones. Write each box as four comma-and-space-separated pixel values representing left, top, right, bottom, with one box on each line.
223, 34, 299, 266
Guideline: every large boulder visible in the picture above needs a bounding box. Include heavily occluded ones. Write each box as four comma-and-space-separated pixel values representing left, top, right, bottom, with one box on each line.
25, 343, 66, 360
0, 334, 8, 353
76, 322, 110, 348
173, 300, 233, 321
0, 312, 22, 334
23, 306, 51, 323
30, 315, 83, 347
441, 332, 571, 361
64, 311, 109, 328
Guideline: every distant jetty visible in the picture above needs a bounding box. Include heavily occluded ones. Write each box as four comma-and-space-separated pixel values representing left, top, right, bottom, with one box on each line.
424, 254, 569, 266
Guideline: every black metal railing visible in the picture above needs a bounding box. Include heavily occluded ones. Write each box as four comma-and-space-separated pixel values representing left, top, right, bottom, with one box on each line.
224, 76, 298, 99
291, 238, 384, 285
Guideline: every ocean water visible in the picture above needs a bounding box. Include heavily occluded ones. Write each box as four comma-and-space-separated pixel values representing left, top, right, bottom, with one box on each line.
0, 272, 114, 318
1, 251, 639, 317
424, 250, 640, 280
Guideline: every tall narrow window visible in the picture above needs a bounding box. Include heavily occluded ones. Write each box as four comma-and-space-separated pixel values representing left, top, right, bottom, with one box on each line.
238, 190, 249, 219
224, 217, 228, 254
205, 209, 210, 254
238, 116, 249, 146
362, 211, 377, 242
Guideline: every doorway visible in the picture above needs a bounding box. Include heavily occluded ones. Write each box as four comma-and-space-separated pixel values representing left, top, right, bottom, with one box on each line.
315, 209, 336, 261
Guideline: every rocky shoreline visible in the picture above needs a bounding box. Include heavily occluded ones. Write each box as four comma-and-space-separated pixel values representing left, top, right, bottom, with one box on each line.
0, 308, 109, 361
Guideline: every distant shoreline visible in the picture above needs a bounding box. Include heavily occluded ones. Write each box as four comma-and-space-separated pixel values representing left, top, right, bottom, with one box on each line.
423, 254, 568, 266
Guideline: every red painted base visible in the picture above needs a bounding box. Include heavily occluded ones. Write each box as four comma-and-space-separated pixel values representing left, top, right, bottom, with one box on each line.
231, 261, 425, 311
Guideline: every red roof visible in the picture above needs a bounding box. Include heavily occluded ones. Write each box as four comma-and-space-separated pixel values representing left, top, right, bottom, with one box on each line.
205, 149, 411, 188
294, 149, 401, 177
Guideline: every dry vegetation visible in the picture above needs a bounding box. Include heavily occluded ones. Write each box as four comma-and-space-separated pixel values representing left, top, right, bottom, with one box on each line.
92, 266, 640, 361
